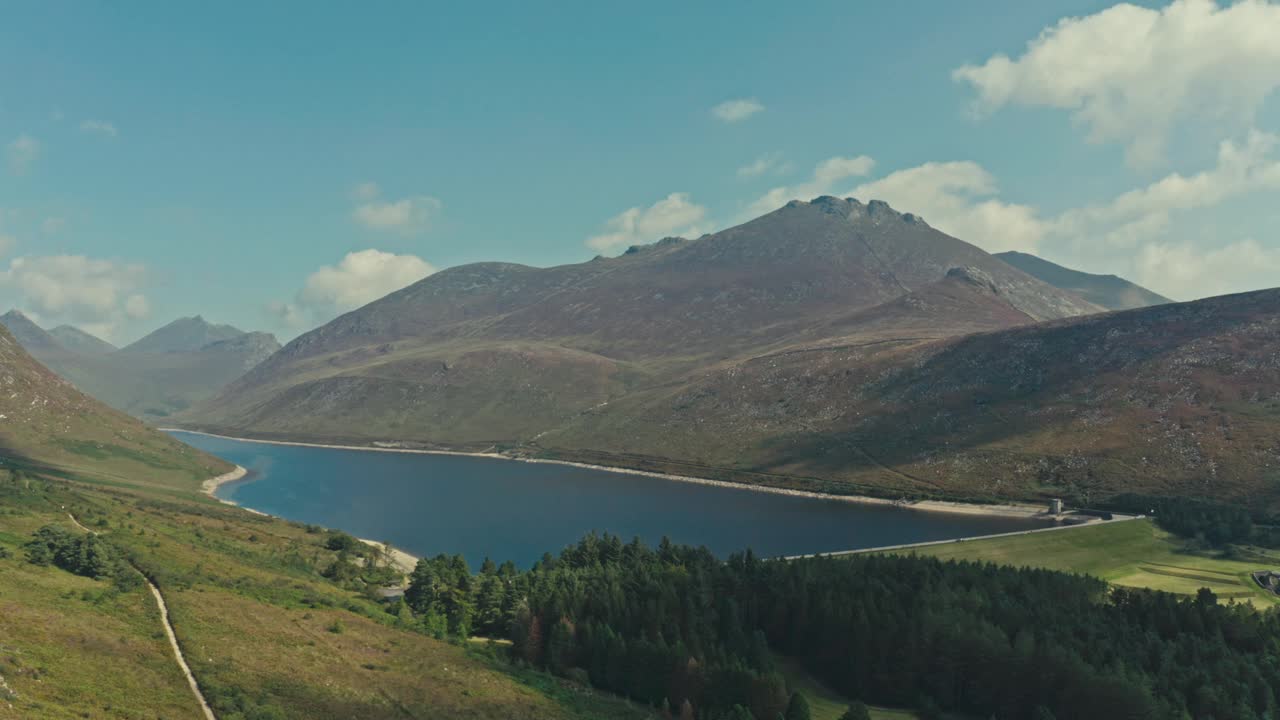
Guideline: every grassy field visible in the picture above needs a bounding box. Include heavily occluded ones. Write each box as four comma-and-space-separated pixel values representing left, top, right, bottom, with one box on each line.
888, 518, 1280, 607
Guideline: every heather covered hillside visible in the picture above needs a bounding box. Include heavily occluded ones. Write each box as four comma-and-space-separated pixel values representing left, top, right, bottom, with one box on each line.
180, 197, 1097, 445
542, 288, 1280, 508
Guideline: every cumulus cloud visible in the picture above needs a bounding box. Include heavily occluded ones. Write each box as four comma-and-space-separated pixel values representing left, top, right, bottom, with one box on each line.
79, 120, 118, 137
1134, 238, 1280, 299
1053, 130, 1280, 246
350, 183, 442, 234
0, 254, 148, 339
274, 249, 436, 328
7, 135, 40, 174
745, 155, 876, 218
953, 0, 1280, 168
850, 161, 1047, 254
712, 98, 764, 123
820, 130, 1280, 299
586, 193, 711, 253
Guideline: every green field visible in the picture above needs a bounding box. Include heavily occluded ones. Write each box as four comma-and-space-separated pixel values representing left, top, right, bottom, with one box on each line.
886, 518, 1280, 606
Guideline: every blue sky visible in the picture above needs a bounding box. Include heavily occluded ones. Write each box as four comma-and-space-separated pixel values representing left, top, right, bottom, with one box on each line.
2, 0, 1279, 342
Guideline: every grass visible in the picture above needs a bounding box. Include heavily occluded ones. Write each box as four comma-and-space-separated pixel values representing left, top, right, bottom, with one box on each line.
0, 470, 654, 719
889, 518, 1280, 607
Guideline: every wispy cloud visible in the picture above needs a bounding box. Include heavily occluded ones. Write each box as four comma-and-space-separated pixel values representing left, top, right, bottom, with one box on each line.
79, 119, 119, 138
350, 182, 442, 234
712, 98, 764, 123
737, 153, 788, 179
7, 135, 40, 175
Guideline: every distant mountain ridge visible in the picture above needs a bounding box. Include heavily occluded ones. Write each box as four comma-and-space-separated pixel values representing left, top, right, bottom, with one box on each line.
0, 322, 230, 484
995, 251, 1171, 311
0, 312, 280, 421
122, 315, 246, 354
181, 196, 1105, 462
48, 325, 118, 355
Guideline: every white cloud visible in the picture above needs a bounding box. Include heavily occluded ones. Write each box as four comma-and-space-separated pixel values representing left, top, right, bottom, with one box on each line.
1134, 238, 1280, 299
352, 195, 442, 234
745, 155, 876, 218
737, 153, 788, 179
7, 135, 40, 174
586, 193, 711, 253
816, 129, 1280, 299
40, 217, 66, 235
290, 249, 436, 321
0, 235, 14, 258
0, 254, 148, 339
953, 0, 1280, 168
79, 120, 118, 138
712, 98, 764, 123
1053, 130, 1280, 248
850, 161, 1047, 254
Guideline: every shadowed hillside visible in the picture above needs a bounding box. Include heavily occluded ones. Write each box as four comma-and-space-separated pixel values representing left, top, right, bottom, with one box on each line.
539, 287, 1280, 509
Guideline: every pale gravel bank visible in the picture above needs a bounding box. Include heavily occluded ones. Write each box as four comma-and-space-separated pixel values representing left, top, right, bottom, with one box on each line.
167, 428, 1062, 521
193, 459, 421, 576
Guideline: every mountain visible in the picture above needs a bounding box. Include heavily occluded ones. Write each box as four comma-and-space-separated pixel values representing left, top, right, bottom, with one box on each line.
48, 324, 119, 355
537, 287, 1280, 509
995, 251, 1172, 311
0, 323, 230, 487
0, 309, 66, 357
180, 196, 1101, 449
1, 310, 281, 421
122, 315, 246, 354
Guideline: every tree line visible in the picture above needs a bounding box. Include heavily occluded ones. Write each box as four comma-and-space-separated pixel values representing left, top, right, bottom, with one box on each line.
404, 533, 1280, 720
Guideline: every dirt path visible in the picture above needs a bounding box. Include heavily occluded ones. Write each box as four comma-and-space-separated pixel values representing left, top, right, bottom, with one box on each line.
146, 578, 217, 720
68, 513, 217, 719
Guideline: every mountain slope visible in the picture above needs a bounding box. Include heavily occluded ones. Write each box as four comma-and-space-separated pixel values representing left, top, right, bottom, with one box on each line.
1, 311, 282, 421
0, 309, 66, 357
48, 324, 119, 355
995, 251, 1172, 311
539, 287, 1280, 509
182, 197, 1100, 442
0, 323, 230, 490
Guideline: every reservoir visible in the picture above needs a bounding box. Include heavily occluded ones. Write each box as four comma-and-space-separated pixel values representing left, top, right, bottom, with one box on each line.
172, 431, 1055, 568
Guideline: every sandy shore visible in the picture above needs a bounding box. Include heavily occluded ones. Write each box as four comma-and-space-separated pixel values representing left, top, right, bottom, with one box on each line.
168, 428, 1061, 521
194, 461, 421, 577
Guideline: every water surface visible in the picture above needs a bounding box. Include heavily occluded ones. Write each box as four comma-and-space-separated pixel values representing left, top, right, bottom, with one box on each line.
172, 431, 1053, 568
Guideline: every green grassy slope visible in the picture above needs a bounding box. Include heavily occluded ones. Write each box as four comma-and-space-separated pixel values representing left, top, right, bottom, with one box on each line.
0, 327, 653, 719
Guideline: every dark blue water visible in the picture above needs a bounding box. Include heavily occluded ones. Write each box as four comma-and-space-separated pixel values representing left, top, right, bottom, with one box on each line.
172, 431, 1053, 568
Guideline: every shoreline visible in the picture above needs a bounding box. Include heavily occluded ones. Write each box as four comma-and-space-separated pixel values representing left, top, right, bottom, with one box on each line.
168, 427, 1064, 522
195, 461, 421, 576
